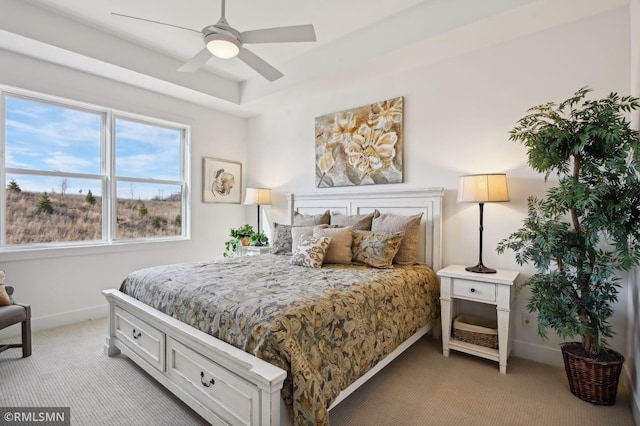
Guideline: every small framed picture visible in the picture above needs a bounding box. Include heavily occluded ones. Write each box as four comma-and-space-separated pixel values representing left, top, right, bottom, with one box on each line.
202, 157, 242, 204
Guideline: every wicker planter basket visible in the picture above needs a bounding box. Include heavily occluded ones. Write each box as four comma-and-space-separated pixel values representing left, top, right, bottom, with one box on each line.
561, 342, 624, 406
453, 314, 498, 349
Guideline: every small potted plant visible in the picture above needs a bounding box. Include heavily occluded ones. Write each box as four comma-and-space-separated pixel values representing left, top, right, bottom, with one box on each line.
497, 87, 640, 405
224, 224, 255, 258
223, 225, 270, 257
250, 231, 269, 247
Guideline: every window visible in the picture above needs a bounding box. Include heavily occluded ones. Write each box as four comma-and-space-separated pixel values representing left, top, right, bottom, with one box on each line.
1, 89, 189, 248
114, 117, 185, 240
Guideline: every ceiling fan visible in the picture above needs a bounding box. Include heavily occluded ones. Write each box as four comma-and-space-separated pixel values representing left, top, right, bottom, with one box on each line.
112, 0, 316, 81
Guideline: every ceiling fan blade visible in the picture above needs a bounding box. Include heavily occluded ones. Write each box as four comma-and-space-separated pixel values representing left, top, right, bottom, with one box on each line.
237, 48, 284, 82
241, 24, 316, 44
178, 48, 214, 72
111, 12, 201, 34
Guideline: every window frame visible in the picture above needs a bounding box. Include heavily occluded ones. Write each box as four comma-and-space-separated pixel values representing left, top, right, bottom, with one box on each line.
0, 86, 191, 254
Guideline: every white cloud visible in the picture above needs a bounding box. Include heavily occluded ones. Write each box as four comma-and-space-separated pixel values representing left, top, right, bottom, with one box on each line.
43, 152, 96, 171
116, 119, 180, 147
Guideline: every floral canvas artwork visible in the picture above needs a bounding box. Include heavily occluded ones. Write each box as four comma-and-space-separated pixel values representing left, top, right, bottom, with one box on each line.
315, 97, 403, 187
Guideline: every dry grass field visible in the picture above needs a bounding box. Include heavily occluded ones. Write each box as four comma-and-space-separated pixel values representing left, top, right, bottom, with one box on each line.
6, 189, 181, 245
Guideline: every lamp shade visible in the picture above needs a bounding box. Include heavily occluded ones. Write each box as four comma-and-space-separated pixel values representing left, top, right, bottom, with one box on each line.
457, 174, 509, 203
244, 188, 272, 205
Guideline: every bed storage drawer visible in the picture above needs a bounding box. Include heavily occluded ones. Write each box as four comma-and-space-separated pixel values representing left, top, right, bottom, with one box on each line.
114, 306, 165, 372
167, 337, 260, 426
451, 279, 496, 303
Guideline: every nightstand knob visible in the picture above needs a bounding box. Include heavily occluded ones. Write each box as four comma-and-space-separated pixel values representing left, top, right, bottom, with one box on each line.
470, 288, 476, 293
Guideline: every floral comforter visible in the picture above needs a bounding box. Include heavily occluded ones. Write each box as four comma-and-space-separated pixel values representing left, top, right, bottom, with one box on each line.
120, 254, 439, 426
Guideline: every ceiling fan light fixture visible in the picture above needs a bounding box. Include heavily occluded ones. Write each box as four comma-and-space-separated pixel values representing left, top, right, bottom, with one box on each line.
205, 33, 241, 59
114, 4, 315, 79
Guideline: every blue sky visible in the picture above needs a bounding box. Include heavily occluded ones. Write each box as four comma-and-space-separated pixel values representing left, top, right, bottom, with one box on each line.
5, 96, 183, 200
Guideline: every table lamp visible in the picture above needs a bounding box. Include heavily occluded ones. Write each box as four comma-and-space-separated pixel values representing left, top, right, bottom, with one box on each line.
457, 174, 509, 273
244, 188, 272, 243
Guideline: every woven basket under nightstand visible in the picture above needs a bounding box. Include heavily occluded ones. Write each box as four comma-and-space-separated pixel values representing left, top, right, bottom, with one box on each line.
453, 314, 498, 349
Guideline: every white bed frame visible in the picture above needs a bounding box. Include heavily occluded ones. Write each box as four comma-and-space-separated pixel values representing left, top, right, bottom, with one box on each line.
103, 188, 443, 426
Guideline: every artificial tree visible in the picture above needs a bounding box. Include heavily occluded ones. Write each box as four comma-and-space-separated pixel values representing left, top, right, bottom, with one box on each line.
497, 87, 640, 363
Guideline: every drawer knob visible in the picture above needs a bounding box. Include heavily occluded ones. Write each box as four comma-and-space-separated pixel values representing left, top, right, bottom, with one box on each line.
470, 288, 476, 293
200, 371, 215, 388
132, 329, 142, 339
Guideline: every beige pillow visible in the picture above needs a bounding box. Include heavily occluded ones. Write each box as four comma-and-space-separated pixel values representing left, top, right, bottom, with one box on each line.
0, 271, 10, 306
293, 210, 330, 226
290, 236, 332, 268
371, 212, 423, 264
330, 211, 378, 230
351, 230, 404, 269
314, 226, 353, 264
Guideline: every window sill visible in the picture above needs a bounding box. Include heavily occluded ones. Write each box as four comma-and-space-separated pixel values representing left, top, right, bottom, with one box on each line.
0, 237, 190, 262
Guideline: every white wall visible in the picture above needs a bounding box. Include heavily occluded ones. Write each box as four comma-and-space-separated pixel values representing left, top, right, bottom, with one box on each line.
246, 7, 632, 366
0, 49, 249, 336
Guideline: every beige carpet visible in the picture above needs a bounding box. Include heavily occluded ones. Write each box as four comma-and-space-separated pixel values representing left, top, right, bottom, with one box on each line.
0, 318, 635, 425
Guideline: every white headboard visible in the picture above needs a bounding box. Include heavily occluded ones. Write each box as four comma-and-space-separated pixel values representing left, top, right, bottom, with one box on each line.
286, 188, 444, 270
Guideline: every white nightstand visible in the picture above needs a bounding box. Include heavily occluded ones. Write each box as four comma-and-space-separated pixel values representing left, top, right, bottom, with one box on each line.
437, 264, 519, 374
237, 245, 271, 256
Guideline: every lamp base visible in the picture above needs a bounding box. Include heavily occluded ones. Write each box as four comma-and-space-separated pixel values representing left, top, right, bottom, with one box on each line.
465, 264, 497, 274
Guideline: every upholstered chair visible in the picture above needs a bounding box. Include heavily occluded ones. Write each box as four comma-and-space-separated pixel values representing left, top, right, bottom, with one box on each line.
0, 286, 32, 357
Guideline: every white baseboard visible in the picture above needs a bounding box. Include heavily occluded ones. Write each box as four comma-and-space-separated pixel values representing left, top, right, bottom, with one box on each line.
516, 340, 639, 424
621, 364, 640, 426
624, 363, 640, 426
512, 339, 565, 368
0, 303, 107, 339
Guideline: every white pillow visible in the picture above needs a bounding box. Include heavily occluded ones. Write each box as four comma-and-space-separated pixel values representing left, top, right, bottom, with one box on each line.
291, 226, 315, 252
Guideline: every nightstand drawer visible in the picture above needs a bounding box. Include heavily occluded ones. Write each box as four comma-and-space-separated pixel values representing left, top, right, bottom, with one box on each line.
452, 279, 496, 303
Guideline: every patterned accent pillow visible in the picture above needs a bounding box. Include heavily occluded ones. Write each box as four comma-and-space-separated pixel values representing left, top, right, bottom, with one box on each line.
0, 271, 10, 306
330, 210, 379, 230
371, 213, 423, 265
293, 210, 330, 226
351, 230, 405, 269
314, 226, 353, 264
289, 236, 332, 268
271, 223, 294, 255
